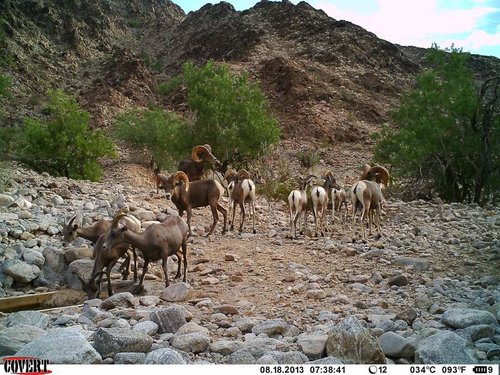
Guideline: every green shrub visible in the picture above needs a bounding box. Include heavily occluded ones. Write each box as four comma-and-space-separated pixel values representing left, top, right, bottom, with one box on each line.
113, 107, 190, 170
16, 89, 116, 181
182, 60, 281, 168
373, 45, 499, 204
258, 179, 295, 202
157, 76, 183, 96
296, 150, 320, 169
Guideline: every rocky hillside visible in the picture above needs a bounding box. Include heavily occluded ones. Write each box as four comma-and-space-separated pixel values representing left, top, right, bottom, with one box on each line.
0, 163, 499, 364
1, 0, 499, 146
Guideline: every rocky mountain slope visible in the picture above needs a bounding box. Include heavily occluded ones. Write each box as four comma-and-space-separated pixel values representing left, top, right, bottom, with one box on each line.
1, 0, 499, 145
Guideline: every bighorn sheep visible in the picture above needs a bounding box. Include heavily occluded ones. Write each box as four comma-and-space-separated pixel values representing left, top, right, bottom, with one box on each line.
323, 171, 349, 224
288, 175, 315, 238
62, 211, 141, 281
310, 183, 328, 237
224, 168, 238, 210
360, 164, 390, 188
161, 171, 227, 237
178, 144, 220, 182
230, 169, 256, 234
101, 212, 189, 293
351, 180, 384, 241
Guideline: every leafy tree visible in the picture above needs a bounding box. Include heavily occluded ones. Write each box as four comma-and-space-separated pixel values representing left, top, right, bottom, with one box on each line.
182, 60, 281, 168
113, 107, 189, 170
16, 89, 116, 181
373, 45, 499, 204
116, 61, 281, 172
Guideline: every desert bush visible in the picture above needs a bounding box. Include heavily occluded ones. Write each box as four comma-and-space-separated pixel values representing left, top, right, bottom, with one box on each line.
373, 45, 500, 205
113, 107, 190, 170
15, 90, 115, 181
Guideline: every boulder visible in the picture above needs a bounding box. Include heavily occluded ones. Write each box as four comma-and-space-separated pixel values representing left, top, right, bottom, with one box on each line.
144, 348, 187, 364
6, 311, 50, 329
92, 328, 153, 357
326, 316, 386, 364
150, 305, 187, 334
415, 331, 477, 364
15, 327, 102, 364
0, 325, 45, 355
441, 308, 497, 329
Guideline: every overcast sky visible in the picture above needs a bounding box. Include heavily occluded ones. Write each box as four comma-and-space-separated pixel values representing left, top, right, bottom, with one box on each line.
173, 0, 500, 58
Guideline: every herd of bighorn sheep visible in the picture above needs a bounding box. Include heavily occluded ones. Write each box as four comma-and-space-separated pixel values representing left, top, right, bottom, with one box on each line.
63, 145, 389, 298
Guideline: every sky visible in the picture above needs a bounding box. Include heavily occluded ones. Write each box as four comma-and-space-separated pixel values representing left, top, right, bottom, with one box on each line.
173, 0, 500, 58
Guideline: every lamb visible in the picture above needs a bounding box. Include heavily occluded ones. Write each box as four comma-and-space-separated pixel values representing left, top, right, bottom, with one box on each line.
178, 144, 220, 182
331, 187, 349, 224
229, 169, 256, 234
100, 212, 189, 294
160, 171, 227, 237
310, 183, 328, 237
288, 175, 315, 238
62, 210, 141, 281
351, 180, 384, 241
224, 168, 238, 210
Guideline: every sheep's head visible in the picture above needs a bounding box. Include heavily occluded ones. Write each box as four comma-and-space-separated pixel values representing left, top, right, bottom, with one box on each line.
364, 165, 390, 187
62, 215, 79, 246
224, 169, 238, 183
324, 171, 341, 190
192, 144, 220, 167
163, 171, 190, 201
101, 211, 128, 251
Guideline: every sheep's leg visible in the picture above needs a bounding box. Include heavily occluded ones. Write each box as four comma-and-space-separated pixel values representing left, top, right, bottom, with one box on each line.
238, 203, 246, 234
133, 258, 149, 294
312, 206, 318, 237
207, 202, 219, 236
217, 204, 227, 234
162, 257, 170, 288
301, 207, 308, 235
119, 252, 131, 281
132, 247, 138, 282
174, 251, 182, 279
182, 239, 188, 283
230, 202, 237, 231
186, 208, 193, 237
251, 201, 256, 234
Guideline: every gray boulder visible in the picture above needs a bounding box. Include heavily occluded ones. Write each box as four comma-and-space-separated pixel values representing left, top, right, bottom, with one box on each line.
326, 316, 386, 364
6, 311, 50, 329
66, 259, 94, 290
160, 282, 193, 302
258, 351, 309, 364
297, 332, 328, 360
210, 340, 245, 356
3, 260, 40, 284
133, 321, 158, 336
150, 305, 187, 334
92, 327, 153, 358
442, 308, 497, 329
171, 332, 210, 353
415, 331, 477, 364
114, 352, 146, 364
0, 325, 45, 355
101, 292, 136, 310
251, 318, 287, 336
378, 331, 416, 358
144, 348, 187, 364
15, 327, 102, 364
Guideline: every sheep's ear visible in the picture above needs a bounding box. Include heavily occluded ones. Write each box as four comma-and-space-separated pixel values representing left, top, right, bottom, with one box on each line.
73, 224, 78, 230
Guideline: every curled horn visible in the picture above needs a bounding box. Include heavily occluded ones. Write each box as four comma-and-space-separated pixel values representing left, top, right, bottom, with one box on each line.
366, 166, 390, 187
68, 215, 77, 226
112, 208, 129, 228
191, 144, 220, 165
173, 171, 190, 191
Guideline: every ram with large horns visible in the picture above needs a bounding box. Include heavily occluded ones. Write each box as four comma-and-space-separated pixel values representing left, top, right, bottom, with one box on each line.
177, 144, 221, 182
360, 164, 390, 188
